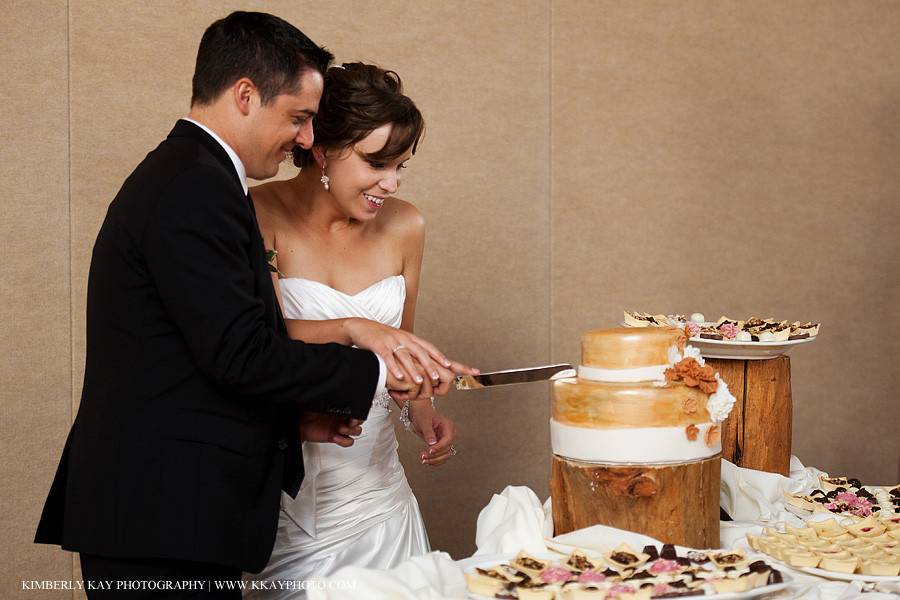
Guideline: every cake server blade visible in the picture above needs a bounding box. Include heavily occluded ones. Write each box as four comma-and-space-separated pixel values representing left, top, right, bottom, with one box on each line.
455, 364, 575, 390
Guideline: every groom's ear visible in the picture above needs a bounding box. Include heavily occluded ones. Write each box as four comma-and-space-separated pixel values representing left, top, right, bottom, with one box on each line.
232, 78, 256, 116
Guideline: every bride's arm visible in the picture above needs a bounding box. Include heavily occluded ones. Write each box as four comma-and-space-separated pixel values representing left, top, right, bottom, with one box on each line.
395, 204, 459, 467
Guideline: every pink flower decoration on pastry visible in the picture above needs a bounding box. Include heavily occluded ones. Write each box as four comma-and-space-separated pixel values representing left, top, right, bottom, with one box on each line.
540, 566, 573, 583
685, 322, 701, 337
649, 559, 681, 574
578, 569, 607, 584
719, 323, 739, 340
609, 584, 636, 595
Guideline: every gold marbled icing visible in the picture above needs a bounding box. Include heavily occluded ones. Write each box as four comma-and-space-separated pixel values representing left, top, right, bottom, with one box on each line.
552, 378, 710, 427
581, 326, 684, 369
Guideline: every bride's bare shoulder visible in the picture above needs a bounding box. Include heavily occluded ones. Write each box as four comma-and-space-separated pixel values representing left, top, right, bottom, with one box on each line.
249, 180, 292, 239
379, 197, 425, 241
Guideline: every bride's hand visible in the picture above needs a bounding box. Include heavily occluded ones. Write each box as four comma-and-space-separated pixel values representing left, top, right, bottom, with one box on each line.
344, 318, 479, 397
408, 401, 456, 467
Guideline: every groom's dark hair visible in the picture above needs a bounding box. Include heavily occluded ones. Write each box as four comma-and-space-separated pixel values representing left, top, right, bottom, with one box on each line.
191, 11, 333, 107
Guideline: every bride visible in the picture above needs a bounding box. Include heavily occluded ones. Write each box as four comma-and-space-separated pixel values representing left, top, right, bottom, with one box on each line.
243, 63, 462, 596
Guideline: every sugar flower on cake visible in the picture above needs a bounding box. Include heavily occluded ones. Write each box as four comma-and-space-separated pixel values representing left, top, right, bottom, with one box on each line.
665, 357, 718, 394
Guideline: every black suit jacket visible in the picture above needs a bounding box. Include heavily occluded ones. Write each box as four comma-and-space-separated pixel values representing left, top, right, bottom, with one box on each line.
35, 120, 379, 572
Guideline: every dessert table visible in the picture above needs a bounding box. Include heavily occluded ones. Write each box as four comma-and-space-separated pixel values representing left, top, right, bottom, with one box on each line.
306, 458, 898, 599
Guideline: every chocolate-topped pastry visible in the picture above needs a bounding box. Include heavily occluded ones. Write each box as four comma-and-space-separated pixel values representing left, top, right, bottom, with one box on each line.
675, 557, 692, 567
643, 545, 660, 561
602, 568, 621, 577
565, 550, 601, 573
857, 488, 873, 498
475, 567, 509, 580
767, 570, 783, 585
660, 544, 678, 560
626, 570, 655, 581
747, 560, 770, 573
699, 327, 723, 340
848, 478, 862, 488
612, 552, 638, 564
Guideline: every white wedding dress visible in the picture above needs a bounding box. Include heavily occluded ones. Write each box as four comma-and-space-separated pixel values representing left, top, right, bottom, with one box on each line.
243, 274, 430, 598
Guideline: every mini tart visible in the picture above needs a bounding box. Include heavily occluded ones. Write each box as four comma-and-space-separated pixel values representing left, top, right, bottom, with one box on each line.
709, 577, 752, 594
809, 518, 843, 534
847, 546, 884, 559
784, 551, 821, 568
820, 475, 854, 492
819, 550, 853, 560
770, 322, 791, 342
846, 516, 887, 537
709, 550, 748, 569
859, 558, 900, 577
465, 570, 509, 596
517, 586, 556, 600
745, 534, 761, 551
623, 311, 661, 328
564, 586, 608, 600
802, 540, 839, 552
784, 493, 816, 512
565, 550, 604, 573
511, 551, 552, 579
819, 555, 859, 574
786, 524, 818, 539
605, 544, 651, 571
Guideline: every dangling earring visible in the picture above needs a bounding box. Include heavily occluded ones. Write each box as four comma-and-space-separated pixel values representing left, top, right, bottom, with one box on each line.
320, 166, 330, 191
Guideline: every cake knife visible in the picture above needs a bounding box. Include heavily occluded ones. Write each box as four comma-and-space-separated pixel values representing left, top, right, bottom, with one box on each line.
455, 364, 575, 390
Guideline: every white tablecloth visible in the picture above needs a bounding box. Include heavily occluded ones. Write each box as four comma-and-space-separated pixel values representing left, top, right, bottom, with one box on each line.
307, 458, 898, 599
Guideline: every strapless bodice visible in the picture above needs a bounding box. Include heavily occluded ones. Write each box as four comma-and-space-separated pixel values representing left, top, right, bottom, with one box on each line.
279, 274, 406, 327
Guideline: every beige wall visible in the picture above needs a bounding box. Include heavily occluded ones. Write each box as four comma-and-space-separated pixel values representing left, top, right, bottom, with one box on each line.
2, 1, 898, 596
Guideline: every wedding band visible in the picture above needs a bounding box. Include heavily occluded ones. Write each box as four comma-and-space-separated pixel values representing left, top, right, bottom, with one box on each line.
449, 446, 458, 456
391, 344, 407, 354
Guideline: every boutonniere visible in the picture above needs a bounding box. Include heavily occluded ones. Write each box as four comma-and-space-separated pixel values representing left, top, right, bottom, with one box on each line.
265, 249, 285, 277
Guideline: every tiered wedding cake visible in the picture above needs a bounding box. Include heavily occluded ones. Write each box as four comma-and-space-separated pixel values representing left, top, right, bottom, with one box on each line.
551, 326, 736, 464
550, 326, 737, 547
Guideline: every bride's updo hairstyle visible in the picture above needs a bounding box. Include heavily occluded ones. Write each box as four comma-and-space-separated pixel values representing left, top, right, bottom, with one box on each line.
293, 62, 424, 168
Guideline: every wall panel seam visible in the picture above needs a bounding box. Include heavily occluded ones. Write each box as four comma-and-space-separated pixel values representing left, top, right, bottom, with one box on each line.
548, 0, 554, 364
67, 0, 75, 594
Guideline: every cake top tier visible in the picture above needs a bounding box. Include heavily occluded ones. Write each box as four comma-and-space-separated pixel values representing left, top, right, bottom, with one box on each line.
582, 326, 685, 370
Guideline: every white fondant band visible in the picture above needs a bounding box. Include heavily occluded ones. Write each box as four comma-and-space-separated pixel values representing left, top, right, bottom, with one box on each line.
578, 363, 668, 383
550, 419, 721, 464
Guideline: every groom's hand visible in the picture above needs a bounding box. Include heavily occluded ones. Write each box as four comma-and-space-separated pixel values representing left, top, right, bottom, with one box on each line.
298, 413, 364, 447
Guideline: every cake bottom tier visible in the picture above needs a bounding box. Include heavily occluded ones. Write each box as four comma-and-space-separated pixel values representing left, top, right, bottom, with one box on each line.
550, 454, 721, 548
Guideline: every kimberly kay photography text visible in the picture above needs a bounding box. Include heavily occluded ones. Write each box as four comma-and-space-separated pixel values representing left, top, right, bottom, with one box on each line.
21, 579, 358, 592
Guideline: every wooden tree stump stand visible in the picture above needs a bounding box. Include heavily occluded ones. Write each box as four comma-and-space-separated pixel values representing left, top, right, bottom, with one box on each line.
706, 355, 792, 476
551, 455, 721, 548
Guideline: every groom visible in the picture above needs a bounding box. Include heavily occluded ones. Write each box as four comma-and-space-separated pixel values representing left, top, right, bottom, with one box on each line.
35, 12, 436, 597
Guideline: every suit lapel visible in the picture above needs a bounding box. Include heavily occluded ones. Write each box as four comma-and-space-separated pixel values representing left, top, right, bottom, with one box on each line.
168, 120, 286, 333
